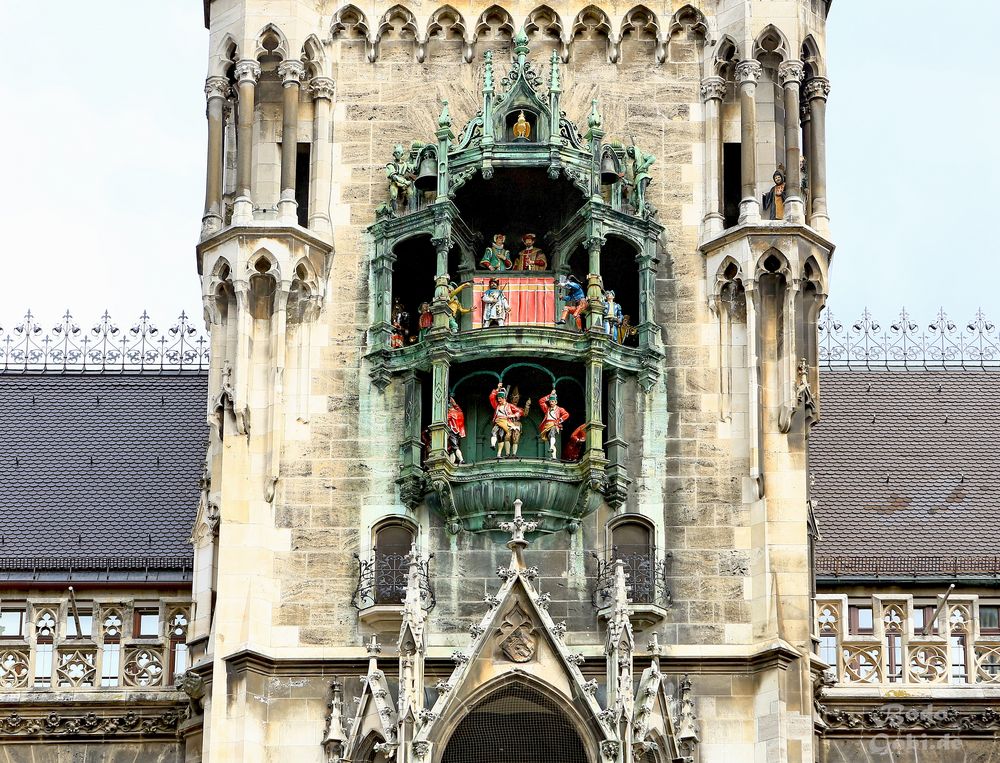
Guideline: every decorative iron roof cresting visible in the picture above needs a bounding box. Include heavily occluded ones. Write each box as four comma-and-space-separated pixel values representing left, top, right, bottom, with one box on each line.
0, 311, 209, 373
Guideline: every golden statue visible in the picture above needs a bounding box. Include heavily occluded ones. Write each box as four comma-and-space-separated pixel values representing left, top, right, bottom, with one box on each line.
512, 111, 531, 141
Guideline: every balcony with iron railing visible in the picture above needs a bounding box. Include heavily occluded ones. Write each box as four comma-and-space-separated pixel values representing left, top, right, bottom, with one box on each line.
352, 549, 435, 630
591, 546, 671, 630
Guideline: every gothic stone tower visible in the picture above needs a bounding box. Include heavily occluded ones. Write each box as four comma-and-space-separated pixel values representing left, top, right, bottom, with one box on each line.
189, 1, 833, 761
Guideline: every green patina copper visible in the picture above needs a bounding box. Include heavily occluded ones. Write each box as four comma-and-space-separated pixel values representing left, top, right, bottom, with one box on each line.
370, 37, 665, 532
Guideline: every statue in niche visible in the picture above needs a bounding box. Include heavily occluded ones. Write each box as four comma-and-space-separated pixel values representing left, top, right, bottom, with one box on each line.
480, 234, 512, 271
763, 165, 786, 220
514, 233, 547, 271
390, 297, 410, 348
512, 111, 531, 141
625, 143, 655, 213
563, 423, 587, 461
417, 301, 432, 341
603, 290, 624, 342
446, 397, 466, 465
489, 383, 525, 459
481, 279, 511, 328
556, 276, 587, 330
446, 281, 473, 332
386, 144, 416, 214
539, 390, 570, 460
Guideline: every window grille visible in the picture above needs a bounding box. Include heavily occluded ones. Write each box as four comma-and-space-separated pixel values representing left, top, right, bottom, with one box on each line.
440, 683, 588, 763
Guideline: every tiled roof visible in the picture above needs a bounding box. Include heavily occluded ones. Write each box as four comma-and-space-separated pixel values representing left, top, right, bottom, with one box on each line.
0, 373, 208, 566
811, 369, 1000, 576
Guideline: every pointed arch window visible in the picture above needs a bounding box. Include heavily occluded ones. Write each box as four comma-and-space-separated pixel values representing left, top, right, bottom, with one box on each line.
373, 521, 416, 605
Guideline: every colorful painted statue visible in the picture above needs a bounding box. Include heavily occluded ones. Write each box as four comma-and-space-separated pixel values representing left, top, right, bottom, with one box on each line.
390, 297, 410, 348
489, 383, 525, 458
603, 290, 624, 342
447, 281, 472, 332
538, 390, 570, 460
480, 234, 512, 271
617, 314, 638, 345
514, 233, 548, 271
481, 279, 511, 328
446, 396, 466, 465
386, 144, 415, 214
763, 166, 786, 220
512, 111, 531, 141
556, 276, 588, 330
563, 423, 587, 461
417, 301, 432, 340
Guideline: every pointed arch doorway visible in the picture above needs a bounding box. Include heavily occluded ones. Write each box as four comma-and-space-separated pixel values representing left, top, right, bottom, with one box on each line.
439, 682, 590, 763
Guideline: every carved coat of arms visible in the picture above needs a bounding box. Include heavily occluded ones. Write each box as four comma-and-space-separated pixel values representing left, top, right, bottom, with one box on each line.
495, 604, 537, 663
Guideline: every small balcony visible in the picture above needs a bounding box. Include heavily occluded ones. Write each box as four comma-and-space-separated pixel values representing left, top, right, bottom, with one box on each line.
592, 546, 670, 631
352, 549, 435, 630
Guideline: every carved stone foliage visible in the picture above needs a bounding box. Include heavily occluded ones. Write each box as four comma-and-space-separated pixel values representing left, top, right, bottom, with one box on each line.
123, 648, 164, 687
0, 650, 29, 689
495, 603, 537, 663
821, 703, 1000, 732
0, 709, 181, 737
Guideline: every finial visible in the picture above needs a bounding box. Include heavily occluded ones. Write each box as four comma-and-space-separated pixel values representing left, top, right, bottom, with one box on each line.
588, 99, 603, 130
549, 49, 561, 92
438, 99, 452, 129
499, 498, 538, 570
366, 635, 382, 656
483, 50, 494, 91
514, 27, 529, 53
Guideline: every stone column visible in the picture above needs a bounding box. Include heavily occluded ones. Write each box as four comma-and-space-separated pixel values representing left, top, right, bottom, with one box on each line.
778, 61, 805, 223
700, 76, 727, 236
735, 61, 762, 224
799, 101, 812, 218
277, 60, 306, 224
804, 76, 831, 232
232, 60, 260, 225
308, 77, 335, 234
585, 236, 604, 332
202, 76, 229, 237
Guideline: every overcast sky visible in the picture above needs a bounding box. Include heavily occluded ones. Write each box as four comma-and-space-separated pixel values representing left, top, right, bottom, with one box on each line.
2, 1, 996, 335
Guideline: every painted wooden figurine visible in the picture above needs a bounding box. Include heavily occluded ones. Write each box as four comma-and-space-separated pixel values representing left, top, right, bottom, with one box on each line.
489, 383, 525, 458
763, 166, 786, 220
386, 144, 415, 214
512, 111, 531, 141
563, 423, 587, 461
390, 297, 410, 348
556, 276, 587, 330
538, 390, 570, 460
514, 233, 548, 271
481, 279, 511, 328
480, 234, 512, 271
603, 290, 624, 342
446, 396, 466, 465
447, 281, 472, 333
417, 301, 432, 341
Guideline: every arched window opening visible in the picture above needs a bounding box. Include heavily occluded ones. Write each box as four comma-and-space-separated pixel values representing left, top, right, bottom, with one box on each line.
372, 522, 416, 605
356, 733, 390, 762
610, 518, 656, 604
390, 235, 436, 348
440, 683, 589, 763
600, 236, 640, 344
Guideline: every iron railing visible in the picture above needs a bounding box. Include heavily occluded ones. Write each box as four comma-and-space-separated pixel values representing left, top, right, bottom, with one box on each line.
819, 308, 1000, 369
0, 311, 209, 373
591, 547, 670, 609
352, 549, 435, 611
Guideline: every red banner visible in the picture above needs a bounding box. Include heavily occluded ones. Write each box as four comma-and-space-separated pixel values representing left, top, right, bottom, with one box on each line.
471, 276, 556, 327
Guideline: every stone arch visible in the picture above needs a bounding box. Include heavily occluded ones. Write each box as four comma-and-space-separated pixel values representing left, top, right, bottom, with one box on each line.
620, 5, 661, 62
474, 5, 515, 42
752, 23, 790, 64
354, 731, 388, 762
756, 247, 791, 279
211, 33, 239, 77
427, 5, 467, 41
524, 4, 565, 54
376, 4, 419, 43
437, 678, 595, 763
331, 4, 371, 41
712, 33, 739, 77
571, 5, 615, 62
667, 4, 707, 41
254, 23, 290, 61
801, 255, 828, 294
300, 34, 325, 78
249, 248, 280, 279
801, 34, 826, 78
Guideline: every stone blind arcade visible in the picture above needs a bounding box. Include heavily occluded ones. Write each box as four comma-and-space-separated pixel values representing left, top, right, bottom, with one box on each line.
367, 32, 664, 535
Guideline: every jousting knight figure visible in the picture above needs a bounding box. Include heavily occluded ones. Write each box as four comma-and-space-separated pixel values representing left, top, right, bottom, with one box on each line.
603, 290, 623, 342
538, 389, 570, 460
446, 396, 466, 464
489, 383, 525, 458
556, 276, 587, 330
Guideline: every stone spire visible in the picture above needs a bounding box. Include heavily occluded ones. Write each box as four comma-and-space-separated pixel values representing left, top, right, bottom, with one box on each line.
499, 498, 537, 572
605, 559, 635, 754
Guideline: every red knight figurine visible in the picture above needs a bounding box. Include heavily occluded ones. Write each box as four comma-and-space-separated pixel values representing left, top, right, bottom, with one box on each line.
538, 389, 570, 459
489, 383, 525, 458
446, 396, 466, 464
